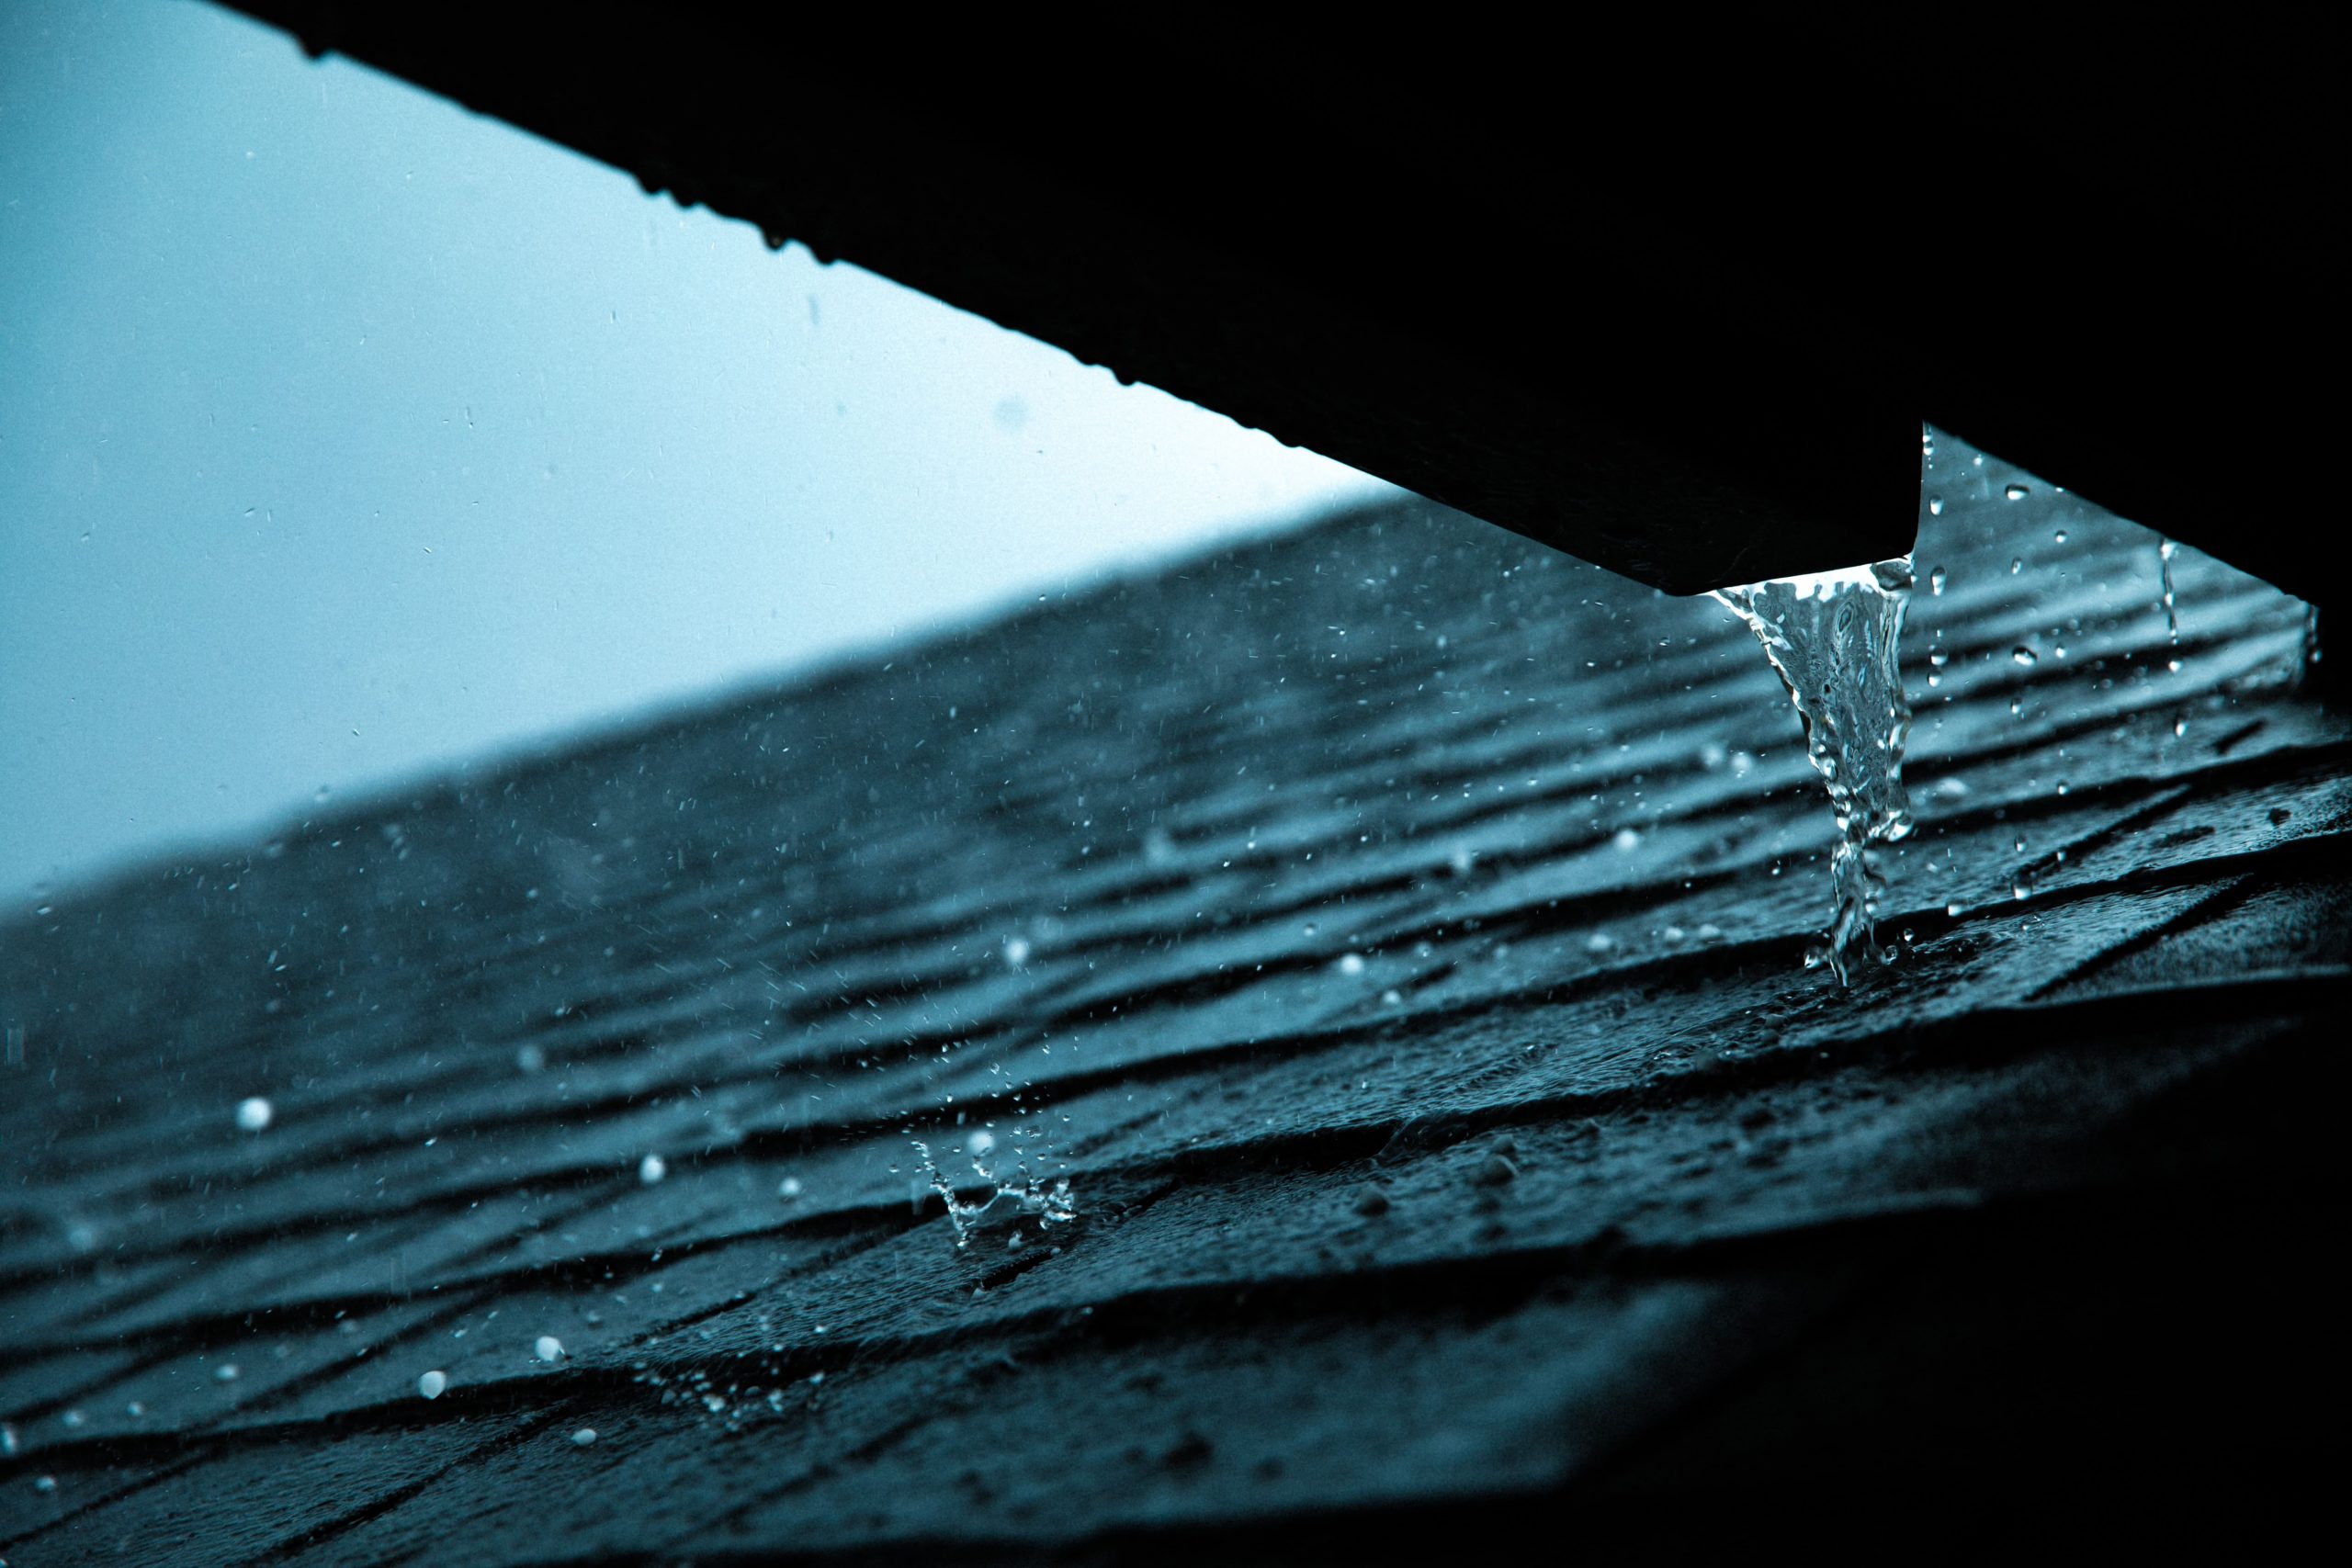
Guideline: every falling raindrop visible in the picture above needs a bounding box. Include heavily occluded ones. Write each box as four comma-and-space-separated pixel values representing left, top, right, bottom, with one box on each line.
1611, 827, 1642, 853
235, 1097, 273, 1133
638, 1154, 666, 1185
2158, 538, 2183, 671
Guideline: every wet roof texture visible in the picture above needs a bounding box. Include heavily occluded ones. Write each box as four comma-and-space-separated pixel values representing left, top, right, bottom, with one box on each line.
3, 456, 2345, 1562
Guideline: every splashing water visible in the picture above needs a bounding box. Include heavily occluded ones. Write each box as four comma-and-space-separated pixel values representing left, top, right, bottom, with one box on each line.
911, 1137, 1077, 1249
1713, 558, 1917, 985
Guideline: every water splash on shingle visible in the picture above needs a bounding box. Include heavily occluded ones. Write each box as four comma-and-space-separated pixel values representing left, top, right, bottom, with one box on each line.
911, 1136, 1077, 1250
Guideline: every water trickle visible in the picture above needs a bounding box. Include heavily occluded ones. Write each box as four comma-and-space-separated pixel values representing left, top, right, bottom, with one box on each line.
1713, 558, 1915, 985
2158, 538, 2182, 671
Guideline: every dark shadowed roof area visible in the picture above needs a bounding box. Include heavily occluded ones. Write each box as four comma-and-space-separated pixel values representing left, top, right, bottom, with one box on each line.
2, 445, 2345, 1562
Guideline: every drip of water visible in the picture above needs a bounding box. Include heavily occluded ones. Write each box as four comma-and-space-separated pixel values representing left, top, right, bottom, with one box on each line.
1713, 558, 1916, 985
2158, 538, 2182, 671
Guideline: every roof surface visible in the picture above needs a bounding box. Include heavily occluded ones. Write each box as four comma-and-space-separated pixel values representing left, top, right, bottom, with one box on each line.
2, 445, 2344, 1562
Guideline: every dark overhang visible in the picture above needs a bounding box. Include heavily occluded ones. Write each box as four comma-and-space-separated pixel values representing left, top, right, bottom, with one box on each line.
222, 6, 2336, 600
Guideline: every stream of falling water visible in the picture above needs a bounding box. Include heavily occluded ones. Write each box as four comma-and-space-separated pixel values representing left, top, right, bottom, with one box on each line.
1713, 558, 1917, 985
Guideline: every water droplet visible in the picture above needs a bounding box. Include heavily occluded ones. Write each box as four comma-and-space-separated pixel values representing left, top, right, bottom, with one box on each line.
1584, 931, 1616, 953
515, 1043, 546, 1073
535, 1336, 565, 1363
2011, 646, 2038, 666
638, 1154, 666, 1185
2053, 529, 2068, 544
2009, 557, 2024, 575
702, 1393, 727, 1414
1611, 827, 1642, 853
1945, 901, 1963, 917
777, 1176, 804, 1199
235, 1097, 273, 1133
1334, 953, 1367, 976
1928, 566, 1948, 595
213, 1363, 240, 1382
966, 1129, 996, 1157
571, 1427, 599, 1447
1928, 650, 1950, 667
2012, 875, 2034, 900
417, 1370, 448, 1400
33, 1475, 56, 1494
2005, 483, 2030, 501
1928, 495, 1944, 516
2056, 780, 2070, 795
1001, 935, 1032, 968
1, 1423, 17, 1456
2173, 717, 2188, 738
313, 784, 332, 804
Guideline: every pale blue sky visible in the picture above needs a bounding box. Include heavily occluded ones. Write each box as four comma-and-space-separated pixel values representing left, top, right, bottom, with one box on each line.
0, 1, 1387, 900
